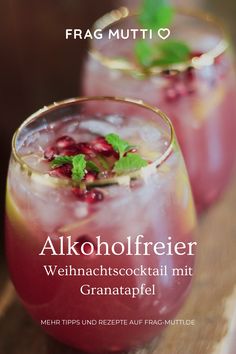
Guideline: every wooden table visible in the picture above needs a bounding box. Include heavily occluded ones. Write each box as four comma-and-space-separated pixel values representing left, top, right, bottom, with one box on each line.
1, 177, 236, 354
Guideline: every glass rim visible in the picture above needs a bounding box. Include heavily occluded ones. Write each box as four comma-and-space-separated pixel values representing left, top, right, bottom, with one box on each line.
12, 96, 175, 188
89, 6, 229, 76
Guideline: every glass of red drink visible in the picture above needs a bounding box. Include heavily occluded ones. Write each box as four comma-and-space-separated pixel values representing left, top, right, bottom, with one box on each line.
83, 8, 236, 212
6, 97, 196, 353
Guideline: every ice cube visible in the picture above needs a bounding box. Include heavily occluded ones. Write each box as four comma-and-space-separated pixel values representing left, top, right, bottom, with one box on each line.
118, 125, 140, 139
62, 120, 80, 134
140, 126, 161, 143
79, 120, 117, 135
22, 154, 48, 172
20, 129, 55, 155
105, 114, 124, 125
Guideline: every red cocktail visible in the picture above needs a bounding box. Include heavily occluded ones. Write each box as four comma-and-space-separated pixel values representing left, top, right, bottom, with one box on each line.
6, 97, 196, 352
83, 8, 236, 212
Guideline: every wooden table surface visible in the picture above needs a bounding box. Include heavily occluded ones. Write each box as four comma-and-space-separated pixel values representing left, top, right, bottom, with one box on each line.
1, 176, 236, 354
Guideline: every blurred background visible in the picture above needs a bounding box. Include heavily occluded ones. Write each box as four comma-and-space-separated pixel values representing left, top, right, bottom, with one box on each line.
0, 0, 235, 249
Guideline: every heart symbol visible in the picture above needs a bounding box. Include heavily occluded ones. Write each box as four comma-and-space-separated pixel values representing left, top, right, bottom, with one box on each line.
158, 28, 170, 40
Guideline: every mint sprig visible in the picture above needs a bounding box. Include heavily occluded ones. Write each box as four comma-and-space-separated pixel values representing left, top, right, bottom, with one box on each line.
105, 133, 134, 158
135, 0, 191, 68
139, 0, 173, 29
51, 154, 100, 182
71, 154, 86, 181
114, 153, 148, 174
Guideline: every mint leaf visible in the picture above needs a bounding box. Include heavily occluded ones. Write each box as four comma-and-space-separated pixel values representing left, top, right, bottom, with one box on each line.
114, 153, 148, 174
136, 39, 191, 68
72, 154, 86, 181
139, 0, 173, 29
105, 133, 134, 158
151, 40, 191, 66
135, 40, 154, 67
135, 0, 191, 69
86, 160, 100, 173
51, 156, 73, 168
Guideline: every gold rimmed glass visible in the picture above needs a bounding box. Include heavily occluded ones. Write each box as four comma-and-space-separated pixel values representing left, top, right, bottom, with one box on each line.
89, 7, 228, 76
6, 96, 196, 353
84, 8, 236, 212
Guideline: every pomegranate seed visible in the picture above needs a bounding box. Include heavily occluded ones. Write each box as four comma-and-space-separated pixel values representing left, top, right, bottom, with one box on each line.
44, 146, 58, 161
60, 145, 80, 156
91, 137, 114, 156
55, 135, 75, 148
72, 187, 86, 199
85, 189, 104, 203
50, 164, 72, 178
73, 188, 104, 203
84, 172, 97, 183
77, 142, 96, 157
